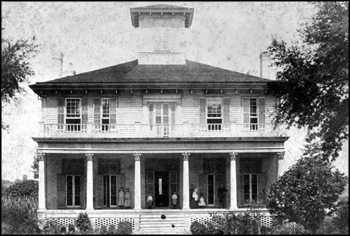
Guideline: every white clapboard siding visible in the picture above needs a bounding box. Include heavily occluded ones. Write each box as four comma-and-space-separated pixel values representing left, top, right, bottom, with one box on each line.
117, 94, 143, 124
46, 96, 58, 124
230, 96, 241, 123
181, 95, 200, 124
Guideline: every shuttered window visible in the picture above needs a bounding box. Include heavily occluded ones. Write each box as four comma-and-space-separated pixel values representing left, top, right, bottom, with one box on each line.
94, 98, 117, 131
148, 102, 176, 136
242, 97, 265, 130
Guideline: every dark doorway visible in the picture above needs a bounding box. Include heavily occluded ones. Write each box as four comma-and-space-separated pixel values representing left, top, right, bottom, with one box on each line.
154, 171, 169, 207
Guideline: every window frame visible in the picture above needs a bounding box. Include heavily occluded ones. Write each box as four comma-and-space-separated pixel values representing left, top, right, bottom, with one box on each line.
242, 97, 263, 130
206, 97, 222, 130
239, 158, 262, 205
66, 175, 81, 208
65, 98, 82, 130
101, 98, 110, 130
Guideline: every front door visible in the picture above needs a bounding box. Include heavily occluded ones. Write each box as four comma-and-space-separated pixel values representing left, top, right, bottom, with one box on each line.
155, 171, 169, 207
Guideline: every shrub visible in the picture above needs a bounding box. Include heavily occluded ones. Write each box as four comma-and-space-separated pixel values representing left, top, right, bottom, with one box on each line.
3, 180, 38, 198
107, 224, 116, 234
75, 212, 92, 233
267, 157, 346, 234
116, 221, 132, 235
1, 195, 41, 234
99, 225, 108, 234
190, 221, 207, 235
42, 220, 65, 234
269, 222, 311, 235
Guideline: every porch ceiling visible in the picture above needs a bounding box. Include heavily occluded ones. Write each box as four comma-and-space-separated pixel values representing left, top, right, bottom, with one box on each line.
33, 137, 288, 154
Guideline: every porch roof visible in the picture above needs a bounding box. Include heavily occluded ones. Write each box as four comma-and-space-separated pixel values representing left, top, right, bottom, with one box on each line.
33, 136, 289, 154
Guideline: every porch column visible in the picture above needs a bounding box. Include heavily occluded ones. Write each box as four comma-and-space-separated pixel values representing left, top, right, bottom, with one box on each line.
277, 152, 285, 178
38, 152, 46, 210
182, 152, 190, 210
229, 152, 238, 211
85, 153, 94, 210
133, 153, 142, 210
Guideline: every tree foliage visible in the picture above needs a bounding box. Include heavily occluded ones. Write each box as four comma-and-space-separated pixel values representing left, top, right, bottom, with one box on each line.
267, 2, 349, 161
3, 179, 38, 199
267, 156, 347, 233
1, 25, 38, 129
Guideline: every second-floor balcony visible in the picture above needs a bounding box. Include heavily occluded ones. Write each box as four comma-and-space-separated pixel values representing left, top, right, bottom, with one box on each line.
40, 123, 286, 138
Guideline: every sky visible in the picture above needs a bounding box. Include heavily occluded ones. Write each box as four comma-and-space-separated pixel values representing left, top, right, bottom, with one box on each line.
1, 2, 348, 181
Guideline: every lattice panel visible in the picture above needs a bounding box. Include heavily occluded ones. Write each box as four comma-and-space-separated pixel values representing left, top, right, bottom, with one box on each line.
46, 217, 135, 230
191, 216, 272, 228
47, 218, 76, 228
190, 217, 213, 226
94, 218, 135, 230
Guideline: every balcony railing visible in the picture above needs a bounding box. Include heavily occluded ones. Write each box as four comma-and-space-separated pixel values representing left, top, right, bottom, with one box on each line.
40, 123, 286, 138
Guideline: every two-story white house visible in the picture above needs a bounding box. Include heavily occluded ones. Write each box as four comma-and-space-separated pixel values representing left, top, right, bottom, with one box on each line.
29, 4, 288, 234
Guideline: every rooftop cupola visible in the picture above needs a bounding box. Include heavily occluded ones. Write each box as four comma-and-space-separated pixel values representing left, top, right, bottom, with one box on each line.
130, 4, 194, 65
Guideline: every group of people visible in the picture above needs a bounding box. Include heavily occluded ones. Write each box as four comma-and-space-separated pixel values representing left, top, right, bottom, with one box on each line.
146, 192, 179, 209
191, 183, 228, 208
117, 187, 131, 209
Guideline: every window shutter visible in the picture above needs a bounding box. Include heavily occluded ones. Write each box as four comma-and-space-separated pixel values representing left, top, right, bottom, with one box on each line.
199, 98, 206, 124
58, 98, 65, 130
171, 103, 176, 124
223, 97, 230, 124
238, 174, 245, 207
258, 173, 267, 205
149, 103, 154, 130
199, 173, 207, 204
94, 99, 101, 127
80, 175, 86, 209
57, 175, 66, 209
242, 98, 250, 124
82, 98, 88, 129
258, 98, 265, 126
95, 175, 104, 208
110, 98, 117, 125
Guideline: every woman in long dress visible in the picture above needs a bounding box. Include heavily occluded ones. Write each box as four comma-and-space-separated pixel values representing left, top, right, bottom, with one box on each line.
124, 188, 131, 208
118, 187, 125, 209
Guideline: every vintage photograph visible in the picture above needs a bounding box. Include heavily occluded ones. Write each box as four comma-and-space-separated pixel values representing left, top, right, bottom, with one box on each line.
2, 2, 348, 235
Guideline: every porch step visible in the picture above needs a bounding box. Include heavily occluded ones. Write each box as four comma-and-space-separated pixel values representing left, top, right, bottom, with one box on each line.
138, 213, 187, 234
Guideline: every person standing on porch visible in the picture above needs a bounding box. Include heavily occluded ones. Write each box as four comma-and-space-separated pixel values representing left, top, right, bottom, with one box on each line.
124, 188, 131, 209
172, 192, 178, 209
118, 187, 125, 209
218, 184, 228, 208
192, 188, 199, 208
147, 193, 153, 209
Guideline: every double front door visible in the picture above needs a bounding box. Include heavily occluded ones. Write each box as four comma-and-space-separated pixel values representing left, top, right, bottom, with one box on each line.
146, 171, 178, 208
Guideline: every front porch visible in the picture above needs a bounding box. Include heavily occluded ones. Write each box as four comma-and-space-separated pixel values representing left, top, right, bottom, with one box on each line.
35, 137, 287, 232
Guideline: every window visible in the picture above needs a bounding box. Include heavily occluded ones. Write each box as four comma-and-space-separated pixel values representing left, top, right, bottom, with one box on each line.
66, 175, 80, 207
66, 98, 81, 131
239, 158, 263, 205
153, 103, 172, 136
243, 97, 265, 131
207, 98, 222, 130
103, 175, 118, 207
101, 98, 110, 131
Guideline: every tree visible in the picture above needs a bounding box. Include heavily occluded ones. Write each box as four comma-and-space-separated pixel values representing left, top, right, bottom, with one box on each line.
1, 25, 38, 130
267, 2, 349, 161
267, 156, 347, 234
